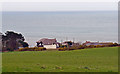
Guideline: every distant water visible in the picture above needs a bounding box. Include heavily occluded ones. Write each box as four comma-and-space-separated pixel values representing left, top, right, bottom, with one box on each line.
2, 11, 118, 46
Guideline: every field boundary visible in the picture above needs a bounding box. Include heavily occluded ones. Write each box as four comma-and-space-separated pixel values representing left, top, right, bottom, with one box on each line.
1, 72, 119, 74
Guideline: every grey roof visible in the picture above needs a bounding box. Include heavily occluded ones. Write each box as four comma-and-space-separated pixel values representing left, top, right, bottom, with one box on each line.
37, 38, 58, 45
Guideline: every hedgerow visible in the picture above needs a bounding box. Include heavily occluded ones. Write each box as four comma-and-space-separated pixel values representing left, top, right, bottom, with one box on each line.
18, 47, 46, 51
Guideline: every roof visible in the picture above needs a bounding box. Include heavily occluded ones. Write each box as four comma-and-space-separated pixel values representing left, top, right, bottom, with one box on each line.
37, 38, 58, 45
62, 41, 72, 43
83, 41, 113, 46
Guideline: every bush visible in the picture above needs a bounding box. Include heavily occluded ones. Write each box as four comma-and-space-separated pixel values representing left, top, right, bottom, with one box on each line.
95, 45, 101, 48
18, 47, 46, 51
69, 46, 78, 50
58, 46, 79, 51
58, 47, 68, 51
113, 43, 118, 46
60, 45, 67, 48
7, 48, 14, 51
87, 45, 95, 48
78, 45, 85, 49
107, 43, 114, 47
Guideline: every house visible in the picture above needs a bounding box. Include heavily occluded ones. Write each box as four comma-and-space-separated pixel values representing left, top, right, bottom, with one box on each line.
61, 41, 73, 47
72, 43, 80, 46
61, 41, 80, 47
36, 38, 60, 49
83, 41, 113, 46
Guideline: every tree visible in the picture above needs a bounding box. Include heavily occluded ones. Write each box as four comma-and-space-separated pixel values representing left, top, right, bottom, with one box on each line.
19, 41, 29, 47
2, 31, 28, 51
113, 43, 118, 46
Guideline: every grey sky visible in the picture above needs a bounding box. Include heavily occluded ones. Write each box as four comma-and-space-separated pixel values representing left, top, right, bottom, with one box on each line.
2, 2, 118, 11
1, 0, 119, 2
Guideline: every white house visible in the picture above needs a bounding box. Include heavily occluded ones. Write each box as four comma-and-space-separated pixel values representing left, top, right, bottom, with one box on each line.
36, 38, 60, 49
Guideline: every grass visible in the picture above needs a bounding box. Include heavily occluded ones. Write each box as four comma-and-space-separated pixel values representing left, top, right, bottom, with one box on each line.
0, 53, 2, 73
2, 47, 118, 72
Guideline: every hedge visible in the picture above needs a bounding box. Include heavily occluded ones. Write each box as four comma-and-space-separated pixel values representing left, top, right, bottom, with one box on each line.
18, 47, 46, 51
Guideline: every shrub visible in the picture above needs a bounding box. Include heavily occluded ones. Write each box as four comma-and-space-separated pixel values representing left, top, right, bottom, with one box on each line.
113, 43, 118, 46
58, 46, 79, 51
86, 45, 95, 48
58, 47, 68, 51
60, 45, 67, 48
78, 45, 85, 49
107, 43, 114, 47
101, 45, 105, 47
18, 47, 46, 51
7, 48, 14, 51
69, 46, 78, 50
95, 45, 101, 48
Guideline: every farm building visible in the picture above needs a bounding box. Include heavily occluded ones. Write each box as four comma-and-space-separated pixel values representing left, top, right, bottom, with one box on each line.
36, 38, 60, 49
61, 41, 80, 47
83, 41, 113, 46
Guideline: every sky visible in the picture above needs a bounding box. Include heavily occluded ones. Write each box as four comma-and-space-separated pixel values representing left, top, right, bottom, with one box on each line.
2, 2, 118, 12
0, 0, 119, 2
0, 1, 118, 32
0, 0, 118, 45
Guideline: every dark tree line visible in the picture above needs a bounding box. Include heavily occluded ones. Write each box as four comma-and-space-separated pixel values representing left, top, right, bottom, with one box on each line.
2, 31, 29, 51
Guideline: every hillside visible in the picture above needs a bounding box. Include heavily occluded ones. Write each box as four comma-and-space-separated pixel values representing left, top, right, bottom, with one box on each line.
2, 47, 118, 72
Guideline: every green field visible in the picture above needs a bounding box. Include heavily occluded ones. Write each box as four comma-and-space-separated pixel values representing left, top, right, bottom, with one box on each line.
0, 53, 2, 74
2, 47, 118, 72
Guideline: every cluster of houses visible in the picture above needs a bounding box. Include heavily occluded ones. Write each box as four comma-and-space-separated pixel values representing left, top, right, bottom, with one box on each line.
36, 38, 115, 49
1, 31, 117, 51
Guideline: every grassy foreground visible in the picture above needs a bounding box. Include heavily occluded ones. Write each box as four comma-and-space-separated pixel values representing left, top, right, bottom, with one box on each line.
0, 53, 2, 73
2, 47, 118, 72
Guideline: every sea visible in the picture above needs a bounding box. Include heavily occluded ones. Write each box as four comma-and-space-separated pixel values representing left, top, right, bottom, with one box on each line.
2, 11, 118, 46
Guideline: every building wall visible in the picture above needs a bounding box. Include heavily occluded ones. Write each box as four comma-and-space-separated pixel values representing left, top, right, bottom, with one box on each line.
44, 45, 57, 49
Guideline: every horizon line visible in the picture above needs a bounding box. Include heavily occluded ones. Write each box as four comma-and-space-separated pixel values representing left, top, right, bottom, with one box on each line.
1, 10, 118, 12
